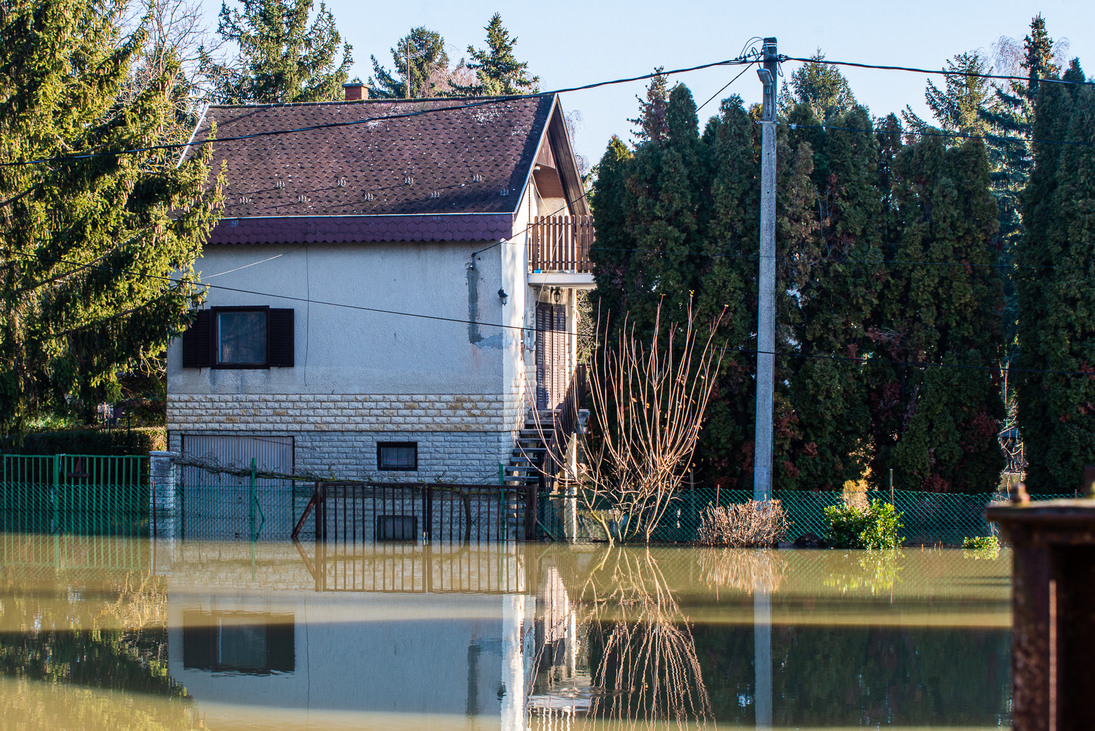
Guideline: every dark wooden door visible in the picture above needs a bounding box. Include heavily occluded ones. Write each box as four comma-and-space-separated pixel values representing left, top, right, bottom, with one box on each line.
535, 303, 567, 409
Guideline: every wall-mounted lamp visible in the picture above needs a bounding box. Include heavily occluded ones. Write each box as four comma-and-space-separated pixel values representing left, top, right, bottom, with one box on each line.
552, 287, 562, 304
498, 288, 508, 305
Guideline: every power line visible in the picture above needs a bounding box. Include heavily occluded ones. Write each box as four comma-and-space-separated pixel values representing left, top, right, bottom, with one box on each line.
1, 56, 759, 169
790, 121, 1094, 149
15, 248, 1095, 378
783, 56, 1095, 87
697, 61, 758, 112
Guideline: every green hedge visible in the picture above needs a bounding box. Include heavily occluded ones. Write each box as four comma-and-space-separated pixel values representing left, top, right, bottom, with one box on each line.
0, 428, 165, 456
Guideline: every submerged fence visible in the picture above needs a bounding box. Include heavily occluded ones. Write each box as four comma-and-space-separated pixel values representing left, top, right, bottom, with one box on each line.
541, 487, 1076, 545
0, 453, 149, 535
0, 451, 1075, 547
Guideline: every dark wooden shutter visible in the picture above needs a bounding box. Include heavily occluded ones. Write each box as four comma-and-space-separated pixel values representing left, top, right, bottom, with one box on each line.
551, 304, 567, 408
268, 309, 295, 367
535, 303, 549, 409
181, 310, 212, 368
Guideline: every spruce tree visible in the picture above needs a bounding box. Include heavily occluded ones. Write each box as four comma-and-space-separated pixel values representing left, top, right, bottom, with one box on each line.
778, 51, 857, 123
1016, 60, 1095, 493
901, 52, 992, 137
201, 0, 352, 104
368, 27, 449, 99
449, 14, 538, 97
0, 0, 222, 431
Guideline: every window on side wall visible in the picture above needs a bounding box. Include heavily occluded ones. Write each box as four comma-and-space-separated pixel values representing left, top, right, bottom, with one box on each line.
181, 307, 294, 369
377, 442, 417, 471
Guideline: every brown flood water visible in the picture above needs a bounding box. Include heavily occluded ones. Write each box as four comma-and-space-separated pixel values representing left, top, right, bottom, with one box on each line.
0, 534, 1011, 730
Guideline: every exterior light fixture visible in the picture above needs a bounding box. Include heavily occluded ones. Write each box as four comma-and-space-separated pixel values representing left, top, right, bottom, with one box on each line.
552, 287, 561, 304
498, 288, 508, 305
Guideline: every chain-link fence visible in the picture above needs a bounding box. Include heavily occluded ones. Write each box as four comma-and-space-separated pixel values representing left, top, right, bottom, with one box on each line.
0, 454, 149, 536
540, 487, 1074, 545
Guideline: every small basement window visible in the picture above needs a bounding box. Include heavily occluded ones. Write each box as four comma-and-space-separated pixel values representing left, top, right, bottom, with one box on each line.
377, 442, 417, 471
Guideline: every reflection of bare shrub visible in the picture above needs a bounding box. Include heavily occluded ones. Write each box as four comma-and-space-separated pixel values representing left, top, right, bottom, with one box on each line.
583, 549, 713, 730
696, 500, 789, 547
698, 548, 787, 594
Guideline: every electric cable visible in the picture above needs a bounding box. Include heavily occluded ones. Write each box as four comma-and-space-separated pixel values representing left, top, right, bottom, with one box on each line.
782, 56, 1095, 87
13, 247, 1095, 378
0, 55, 760, 169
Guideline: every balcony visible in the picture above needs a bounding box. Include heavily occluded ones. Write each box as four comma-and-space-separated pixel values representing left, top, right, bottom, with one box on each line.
528, 215, 595, 288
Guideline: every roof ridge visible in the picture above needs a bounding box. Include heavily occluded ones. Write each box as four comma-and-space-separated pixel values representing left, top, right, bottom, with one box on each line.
207, 95, 547, 110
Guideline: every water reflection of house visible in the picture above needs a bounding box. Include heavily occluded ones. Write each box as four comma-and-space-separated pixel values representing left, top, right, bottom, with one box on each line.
159, 540, 582, 729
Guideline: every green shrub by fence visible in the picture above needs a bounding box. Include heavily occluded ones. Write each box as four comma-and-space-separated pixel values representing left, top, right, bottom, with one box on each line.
0, 428, 165, 456
654, 488, 1074, 545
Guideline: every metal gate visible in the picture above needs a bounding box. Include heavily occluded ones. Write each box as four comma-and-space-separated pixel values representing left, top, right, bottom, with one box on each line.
294, 481, 537, 545
179, 435, 298, 540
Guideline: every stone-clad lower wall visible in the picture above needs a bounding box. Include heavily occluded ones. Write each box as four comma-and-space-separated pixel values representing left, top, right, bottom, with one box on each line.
167, 429, 513, 484
167, 393, 506, 432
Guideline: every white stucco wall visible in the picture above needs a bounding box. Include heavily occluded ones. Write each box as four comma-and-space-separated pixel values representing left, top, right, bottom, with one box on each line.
169, 239, 510, 396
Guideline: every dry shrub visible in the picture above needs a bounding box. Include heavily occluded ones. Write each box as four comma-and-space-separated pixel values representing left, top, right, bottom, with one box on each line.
696, 499, 789, 547
698, 548, 788, 594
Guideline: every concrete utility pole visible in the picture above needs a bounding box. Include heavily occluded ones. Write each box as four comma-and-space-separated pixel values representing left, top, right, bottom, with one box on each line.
753, 38, 779, 503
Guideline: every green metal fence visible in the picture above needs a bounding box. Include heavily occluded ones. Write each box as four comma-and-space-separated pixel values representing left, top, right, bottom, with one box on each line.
541, 487, 1075, 545
0, 453, 149, 535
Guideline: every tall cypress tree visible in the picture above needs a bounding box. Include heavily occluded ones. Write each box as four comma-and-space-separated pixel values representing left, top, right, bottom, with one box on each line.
1016, 60, 1095, 493
202, 0, 352, 104
449, 14, 538, 97
781, 104, 883, 491
0, 0, 223, 430
868, 136, 1004, 492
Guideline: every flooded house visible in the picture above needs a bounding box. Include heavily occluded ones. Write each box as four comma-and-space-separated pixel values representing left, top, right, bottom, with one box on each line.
166, 86, 594, 497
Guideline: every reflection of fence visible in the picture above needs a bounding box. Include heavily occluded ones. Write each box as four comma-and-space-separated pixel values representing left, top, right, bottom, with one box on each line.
295, 481, 537, 544
573, 488, 1074, 546
0, 454, 149, 535
0, 531, 149, 578
301, 541, 529, 592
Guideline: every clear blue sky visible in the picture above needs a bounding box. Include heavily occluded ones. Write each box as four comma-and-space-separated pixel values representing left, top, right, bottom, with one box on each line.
207, 0, 1093, 164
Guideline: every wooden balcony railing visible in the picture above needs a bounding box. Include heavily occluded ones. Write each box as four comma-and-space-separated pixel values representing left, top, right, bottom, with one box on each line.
529, 215, 595, 274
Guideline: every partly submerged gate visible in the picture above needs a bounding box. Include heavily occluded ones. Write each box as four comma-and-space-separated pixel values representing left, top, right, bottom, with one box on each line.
178, 435, 300, 541
293, 481, 537, 545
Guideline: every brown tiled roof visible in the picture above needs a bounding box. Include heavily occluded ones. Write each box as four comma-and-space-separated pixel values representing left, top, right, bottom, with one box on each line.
186, 96, 555, 243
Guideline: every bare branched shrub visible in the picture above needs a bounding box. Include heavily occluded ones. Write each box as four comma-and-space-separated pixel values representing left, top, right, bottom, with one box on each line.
696, 500, 789, 547
698, 548, 788, 594
557, 301, 724, 544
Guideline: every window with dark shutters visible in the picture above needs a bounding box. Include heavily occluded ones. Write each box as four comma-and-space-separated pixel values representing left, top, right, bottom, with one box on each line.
268, 309, 295, 367
179, 307, 294, 369
182, 310, 212, 368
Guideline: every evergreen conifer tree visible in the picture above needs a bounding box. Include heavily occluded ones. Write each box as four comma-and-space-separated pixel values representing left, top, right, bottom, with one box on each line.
202, 0, 352, 103
368, 27, 449, 99
901, 52, 993, 137
868, 135, 1004, 492
0, 0, 223, 430
778, 51, 856, 123
1016, 60, 1095, 492
448, 14, 538, 97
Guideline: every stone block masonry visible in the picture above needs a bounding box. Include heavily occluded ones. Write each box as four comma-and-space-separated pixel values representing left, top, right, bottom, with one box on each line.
167, 393, 507, 432
167, 429, 514, 484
